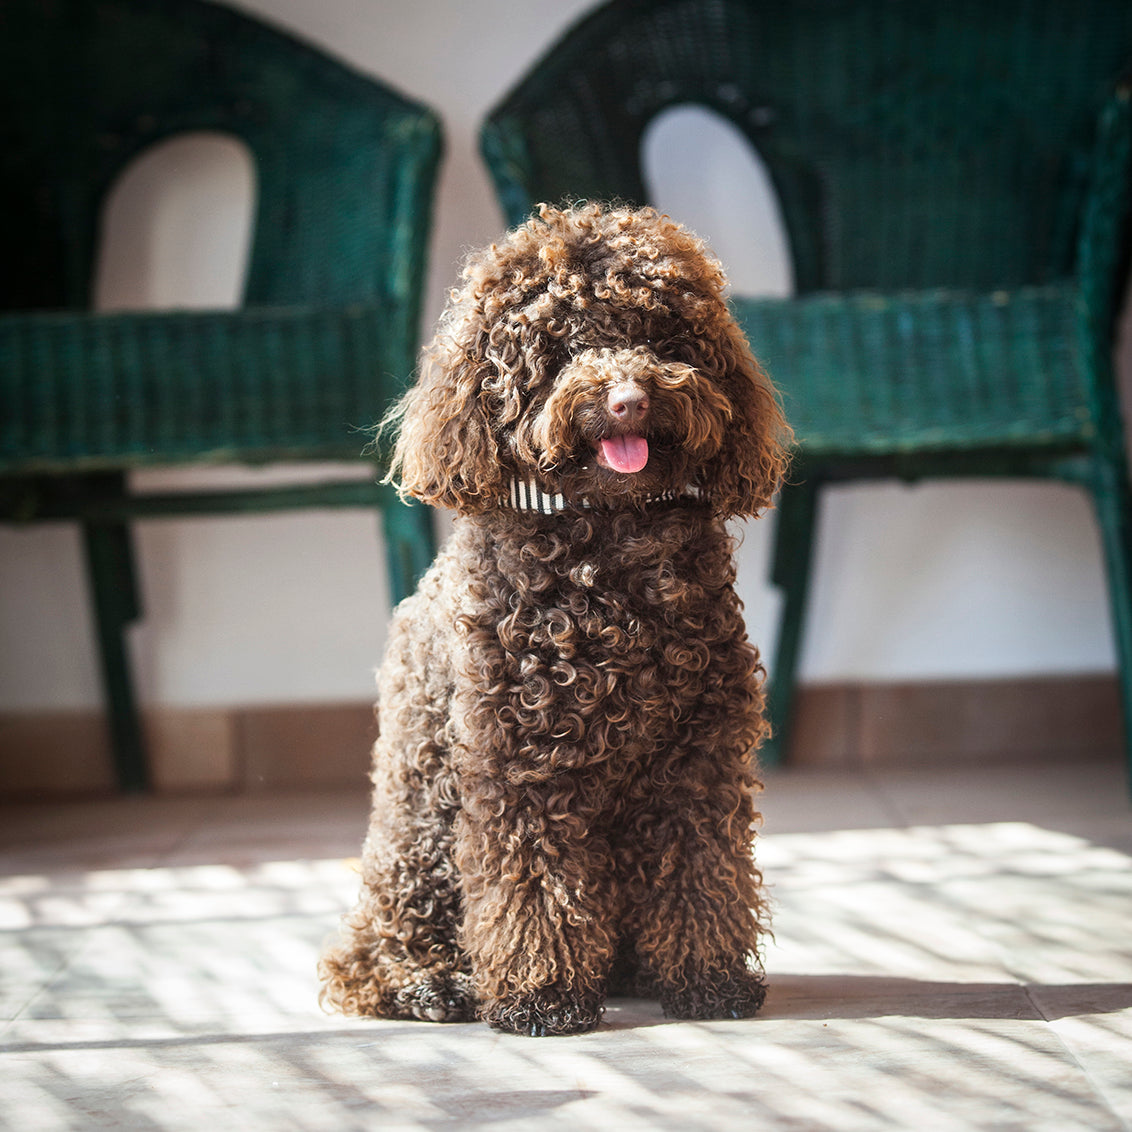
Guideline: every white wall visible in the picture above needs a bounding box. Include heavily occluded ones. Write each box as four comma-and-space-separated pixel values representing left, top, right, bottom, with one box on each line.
0, 0, 1121, 713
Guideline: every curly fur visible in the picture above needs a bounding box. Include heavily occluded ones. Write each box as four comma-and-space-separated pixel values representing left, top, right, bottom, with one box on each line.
319, 203, 791, 1036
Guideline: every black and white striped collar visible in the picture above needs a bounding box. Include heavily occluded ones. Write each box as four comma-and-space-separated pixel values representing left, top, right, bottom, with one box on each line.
505, 477, 702, 514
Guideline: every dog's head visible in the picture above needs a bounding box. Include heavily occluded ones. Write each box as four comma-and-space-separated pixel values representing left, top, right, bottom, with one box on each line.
387, 203, 791, 519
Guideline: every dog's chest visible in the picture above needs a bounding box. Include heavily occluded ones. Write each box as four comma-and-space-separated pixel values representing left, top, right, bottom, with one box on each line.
458, 507, 742, 709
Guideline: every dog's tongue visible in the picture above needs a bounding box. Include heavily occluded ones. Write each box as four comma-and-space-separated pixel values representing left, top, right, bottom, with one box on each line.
599, 435, 649, 474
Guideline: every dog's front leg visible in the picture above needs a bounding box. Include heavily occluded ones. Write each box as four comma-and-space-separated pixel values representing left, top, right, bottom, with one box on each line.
452, 771, 618, 1036
627, 702, 771, 1021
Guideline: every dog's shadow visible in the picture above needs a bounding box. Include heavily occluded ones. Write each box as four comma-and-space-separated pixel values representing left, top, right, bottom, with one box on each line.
599, 975, 1132, 1031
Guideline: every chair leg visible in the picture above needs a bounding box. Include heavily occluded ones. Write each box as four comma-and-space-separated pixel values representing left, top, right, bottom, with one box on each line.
1089, 458, 1132, 794
381, 498, 437, 606
763, 478, 821, 767
81, 519, 148, 793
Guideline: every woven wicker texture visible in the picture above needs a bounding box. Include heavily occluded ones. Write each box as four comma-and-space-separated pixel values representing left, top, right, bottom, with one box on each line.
484, 0, 1129, 287
1, 303, 406, 470
733, 284, 1090, 457
483, 0, 1131, 457
1, 0, 441, 470
0, 0, 443, 791
481, 0, 1132, 774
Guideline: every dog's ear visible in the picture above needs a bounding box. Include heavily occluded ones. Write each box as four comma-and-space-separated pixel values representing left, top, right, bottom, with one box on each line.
701, 320, 793, 520
384, 331, 505, 513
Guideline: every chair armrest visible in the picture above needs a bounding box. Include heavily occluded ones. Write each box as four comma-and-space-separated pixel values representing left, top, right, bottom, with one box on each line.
1076, 80, 1132, 457
0, 301, 415, 473
1077, 81, 1132, 362
480, 119, 537, 231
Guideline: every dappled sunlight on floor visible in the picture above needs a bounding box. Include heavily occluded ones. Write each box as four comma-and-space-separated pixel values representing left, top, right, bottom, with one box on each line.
2, 762, 1131, 1130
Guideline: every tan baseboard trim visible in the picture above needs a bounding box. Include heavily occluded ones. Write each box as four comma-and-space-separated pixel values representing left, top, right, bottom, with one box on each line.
0, 674, 1123, 797
786, 674, 1125, 767
0, 702, 377, 799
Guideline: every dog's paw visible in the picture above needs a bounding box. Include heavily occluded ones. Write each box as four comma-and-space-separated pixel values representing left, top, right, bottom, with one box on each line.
392, 973, 477, 1023
483, 987, 604, 1037
660, 969, 767, 1021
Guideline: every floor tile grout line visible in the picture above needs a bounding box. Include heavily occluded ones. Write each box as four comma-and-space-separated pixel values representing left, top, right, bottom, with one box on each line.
861, 766, 913, 829
1022, 984, 1132, 1132
1, 924, 105, 1043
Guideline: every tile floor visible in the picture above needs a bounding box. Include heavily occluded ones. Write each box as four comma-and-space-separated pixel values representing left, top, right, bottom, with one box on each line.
2, 756, 1131, 1131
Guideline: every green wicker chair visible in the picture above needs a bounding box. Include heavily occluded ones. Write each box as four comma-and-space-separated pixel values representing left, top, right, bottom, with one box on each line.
481, 0, 1132, 774
0, 0, 442, 791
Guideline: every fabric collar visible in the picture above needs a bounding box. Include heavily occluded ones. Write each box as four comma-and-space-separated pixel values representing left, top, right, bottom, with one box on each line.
505, 477, 702, 514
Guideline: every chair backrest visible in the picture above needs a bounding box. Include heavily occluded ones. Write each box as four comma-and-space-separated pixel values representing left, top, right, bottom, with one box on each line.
1, 0, 442, 314
482, 0, 1132, 294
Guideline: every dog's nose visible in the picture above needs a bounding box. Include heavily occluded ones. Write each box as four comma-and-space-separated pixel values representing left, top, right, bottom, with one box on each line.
607, 383, 650, 424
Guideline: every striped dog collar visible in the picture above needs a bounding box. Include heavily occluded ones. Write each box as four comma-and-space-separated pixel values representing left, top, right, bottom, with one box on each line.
505, 478, 701, 514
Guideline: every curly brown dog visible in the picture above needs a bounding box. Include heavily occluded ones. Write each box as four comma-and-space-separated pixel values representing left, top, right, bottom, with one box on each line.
319, 202, 791, 1036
